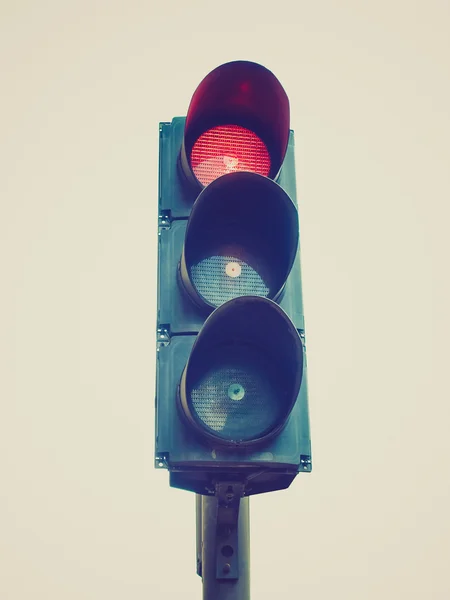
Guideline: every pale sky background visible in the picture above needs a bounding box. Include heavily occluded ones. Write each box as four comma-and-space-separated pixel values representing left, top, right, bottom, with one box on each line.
1, 1, 450, 599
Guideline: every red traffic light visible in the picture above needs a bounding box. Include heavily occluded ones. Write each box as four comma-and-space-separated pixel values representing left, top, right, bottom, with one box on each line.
180, 61, 290, 189
155, 60, 312, 498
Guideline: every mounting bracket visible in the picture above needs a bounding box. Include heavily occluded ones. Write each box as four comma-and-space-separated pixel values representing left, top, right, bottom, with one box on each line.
214, 481, 245, 580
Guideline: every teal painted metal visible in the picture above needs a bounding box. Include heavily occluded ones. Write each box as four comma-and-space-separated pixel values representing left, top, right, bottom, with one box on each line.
155, 117, 312, 497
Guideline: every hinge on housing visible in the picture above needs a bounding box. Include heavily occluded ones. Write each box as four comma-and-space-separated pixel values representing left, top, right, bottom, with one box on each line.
158, 210, 171, 231
157, 324, 170, 349
299, 329, 306, 349
300, 455, 312, 472
155, 453, 169, 469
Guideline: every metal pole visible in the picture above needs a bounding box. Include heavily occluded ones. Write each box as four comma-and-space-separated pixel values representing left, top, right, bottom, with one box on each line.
196, 494, 203, 577
201, 494, 250, 600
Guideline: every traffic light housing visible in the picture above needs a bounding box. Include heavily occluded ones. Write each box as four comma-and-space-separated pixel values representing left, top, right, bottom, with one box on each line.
155, 61, 311, 497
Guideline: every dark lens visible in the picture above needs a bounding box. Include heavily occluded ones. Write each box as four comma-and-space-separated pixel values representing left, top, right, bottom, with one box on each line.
189, 344, 286, 442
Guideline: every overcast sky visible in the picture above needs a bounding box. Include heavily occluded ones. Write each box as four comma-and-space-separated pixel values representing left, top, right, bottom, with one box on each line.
1, 1, 450, 599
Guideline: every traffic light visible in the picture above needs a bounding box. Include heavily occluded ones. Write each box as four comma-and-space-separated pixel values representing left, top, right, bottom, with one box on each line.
155, 61, 311, 497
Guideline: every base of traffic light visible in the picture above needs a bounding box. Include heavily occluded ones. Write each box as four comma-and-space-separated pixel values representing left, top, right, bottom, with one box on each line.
169, 467, 302, 497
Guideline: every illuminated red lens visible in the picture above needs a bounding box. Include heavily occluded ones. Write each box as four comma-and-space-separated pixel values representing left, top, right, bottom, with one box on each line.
190, 125, 271, 186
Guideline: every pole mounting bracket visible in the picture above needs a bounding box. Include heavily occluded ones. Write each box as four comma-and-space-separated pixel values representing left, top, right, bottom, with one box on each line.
214, 481, 245, 580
